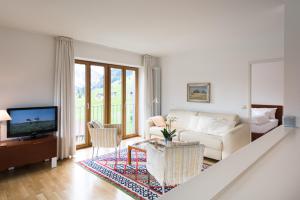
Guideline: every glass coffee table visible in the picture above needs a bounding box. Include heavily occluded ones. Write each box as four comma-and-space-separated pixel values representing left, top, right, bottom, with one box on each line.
127, 138, 165, 165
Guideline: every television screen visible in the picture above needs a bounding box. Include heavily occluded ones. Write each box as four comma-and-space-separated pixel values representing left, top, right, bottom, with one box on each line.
7, 106, 58, 138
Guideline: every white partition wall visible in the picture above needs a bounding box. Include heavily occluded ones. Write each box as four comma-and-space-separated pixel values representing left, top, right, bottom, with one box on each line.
284, 0, 300, 127
251, 60, 284, 105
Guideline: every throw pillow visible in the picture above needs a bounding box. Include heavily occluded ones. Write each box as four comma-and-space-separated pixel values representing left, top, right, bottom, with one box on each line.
251, 115, 270, 125
252, 108, 277, 119
151, 116, 166, 127
267, 108, 277, 119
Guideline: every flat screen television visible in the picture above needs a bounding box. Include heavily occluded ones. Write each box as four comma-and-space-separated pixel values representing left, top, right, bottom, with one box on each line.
7, 106, 58, 138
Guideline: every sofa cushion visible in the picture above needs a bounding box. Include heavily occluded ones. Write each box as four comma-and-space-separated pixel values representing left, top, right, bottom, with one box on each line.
206, 119, 235, 135
187, 116, 200, 130
196, 116, 215, 132
149, 126, 182, 141
149, 126, 164, 137
167, 110, 197, 129
204, 147, 222, 160
180, 131, 223, 150
197, 116, 236, 136
197, 112, 239, 126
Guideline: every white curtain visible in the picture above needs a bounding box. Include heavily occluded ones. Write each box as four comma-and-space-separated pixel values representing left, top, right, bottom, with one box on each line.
143, 55, 161, 119
54, 37, 75, 160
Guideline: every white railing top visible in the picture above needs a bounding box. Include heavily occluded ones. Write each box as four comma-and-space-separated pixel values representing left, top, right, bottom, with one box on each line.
160, 126, 295, 199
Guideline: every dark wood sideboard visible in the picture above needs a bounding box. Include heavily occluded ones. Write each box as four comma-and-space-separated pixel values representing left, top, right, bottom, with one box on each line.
0, 135, 57, 171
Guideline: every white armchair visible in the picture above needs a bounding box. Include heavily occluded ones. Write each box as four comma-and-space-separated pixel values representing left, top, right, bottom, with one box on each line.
87, 123, 122, 162
145, 141, 204, 194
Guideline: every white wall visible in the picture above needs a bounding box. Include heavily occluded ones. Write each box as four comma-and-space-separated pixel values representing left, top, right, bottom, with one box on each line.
0, 27, 55, 140
159, 3, 285, 120
251, 60, 284, 105
0, 27, 56, 109
159, 2, 284, 120
162, 1, 300, 199
74, 40, 142, 67
284, 0, 300, 127
0, 27, 142, 139
161, 47, 283, 120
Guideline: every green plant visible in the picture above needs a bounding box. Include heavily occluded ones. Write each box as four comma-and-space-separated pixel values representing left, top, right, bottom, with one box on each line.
161, 128, 176, 141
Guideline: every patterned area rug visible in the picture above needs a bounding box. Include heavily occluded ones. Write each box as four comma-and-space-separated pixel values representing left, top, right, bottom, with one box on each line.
78, 149, 210, 200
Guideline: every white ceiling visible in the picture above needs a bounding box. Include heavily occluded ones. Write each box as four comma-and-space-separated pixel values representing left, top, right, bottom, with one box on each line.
0, 0, 285, 56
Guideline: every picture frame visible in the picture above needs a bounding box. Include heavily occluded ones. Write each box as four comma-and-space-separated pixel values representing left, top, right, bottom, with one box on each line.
187, 83, 210, 103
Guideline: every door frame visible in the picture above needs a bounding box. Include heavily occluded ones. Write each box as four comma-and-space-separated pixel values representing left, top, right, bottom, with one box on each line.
75, 60, 139, 149
247, 57, 283, 142
248, 57, 284, 121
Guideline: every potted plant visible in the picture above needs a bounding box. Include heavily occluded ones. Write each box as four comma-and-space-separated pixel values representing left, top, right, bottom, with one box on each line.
161, 116, 177, 145
161, 127, 176, 145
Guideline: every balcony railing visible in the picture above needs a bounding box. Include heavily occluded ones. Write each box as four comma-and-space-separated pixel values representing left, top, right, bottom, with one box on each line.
75, 104, 135, 145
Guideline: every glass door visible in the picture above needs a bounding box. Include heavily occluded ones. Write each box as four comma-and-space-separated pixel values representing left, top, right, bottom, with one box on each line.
110, 67, 123, 124
108, 66, 138, 138
90, 65, 105, 123
125, 68, 138, 137
75, 60, 139, 148
74, 62, 88, 147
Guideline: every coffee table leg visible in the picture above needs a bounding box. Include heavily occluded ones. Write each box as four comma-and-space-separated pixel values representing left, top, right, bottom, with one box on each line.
128, 146, 132, 165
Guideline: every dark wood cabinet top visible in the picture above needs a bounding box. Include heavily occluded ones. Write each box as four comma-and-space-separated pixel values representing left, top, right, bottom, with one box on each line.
0, 135, 57, 147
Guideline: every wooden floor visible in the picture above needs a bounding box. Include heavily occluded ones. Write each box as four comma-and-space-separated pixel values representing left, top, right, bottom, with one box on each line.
0, 137, 143, 200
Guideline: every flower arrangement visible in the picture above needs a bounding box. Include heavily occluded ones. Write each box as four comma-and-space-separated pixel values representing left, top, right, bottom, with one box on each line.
161, 116, 177, 143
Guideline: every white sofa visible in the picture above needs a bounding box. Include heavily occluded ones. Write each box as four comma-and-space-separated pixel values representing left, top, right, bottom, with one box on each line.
146, 110, 250, 160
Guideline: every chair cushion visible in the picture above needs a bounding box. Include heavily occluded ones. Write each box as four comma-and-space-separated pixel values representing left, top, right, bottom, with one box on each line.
180, 131, 223, 150
89, 120, 103, 128
150, 116, 166, 127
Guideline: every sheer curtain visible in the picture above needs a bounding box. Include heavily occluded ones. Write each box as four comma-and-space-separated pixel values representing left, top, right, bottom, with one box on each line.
143, 55, 161, 119
54, 36, 75, 159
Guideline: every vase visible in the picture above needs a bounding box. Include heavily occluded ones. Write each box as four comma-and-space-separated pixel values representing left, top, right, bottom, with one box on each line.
164, 138, 168, 145
164, 138, 172, 146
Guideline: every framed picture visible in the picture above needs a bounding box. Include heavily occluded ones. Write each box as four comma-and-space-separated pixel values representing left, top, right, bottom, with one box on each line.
187, 83, 210, 103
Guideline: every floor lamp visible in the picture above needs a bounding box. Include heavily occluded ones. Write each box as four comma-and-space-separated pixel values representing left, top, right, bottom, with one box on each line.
0, 110, 11, 143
